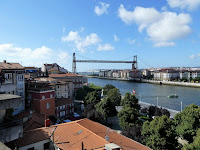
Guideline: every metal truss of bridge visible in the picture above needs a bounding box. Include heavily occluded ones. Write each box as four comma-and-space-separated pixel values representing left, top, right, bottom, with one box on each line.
72, 53, 138, 73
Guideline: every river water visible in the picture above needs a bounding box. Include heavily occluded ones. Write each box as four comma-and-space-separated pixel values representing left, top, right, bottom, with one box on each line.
88, 78, 200, 111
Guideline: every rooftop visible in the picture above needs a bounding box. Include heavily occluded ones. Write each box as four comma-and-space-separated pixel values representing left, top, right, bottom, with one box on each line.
0, 94, 21, 101
49, 73, 83, 78
8, 118, 151, 150
0, 61, 24, 70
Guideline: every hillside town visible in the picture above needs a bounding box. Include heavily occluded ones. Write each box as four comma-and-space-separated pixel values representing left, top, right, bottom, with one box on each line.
0, 60, 152, 150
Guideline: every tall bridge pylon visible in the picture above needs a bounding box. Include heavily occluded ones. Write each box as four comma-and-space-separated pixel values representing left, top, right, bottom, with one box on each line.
72, 53, 138, 73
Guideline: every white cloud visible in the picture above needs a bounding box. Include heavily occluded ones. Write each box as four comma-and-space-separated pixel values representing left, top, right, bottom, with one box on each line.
167, 0, 200, 11
97, 44, 114, 51
94, 2, 110, 16
0, 44, 70, 67
113, 34, 119, 41
153, 41, 175, 47
128, 38, 136, 44
118, 5, 192, 47
189, 54, 196, 59
62, 31, 101, 52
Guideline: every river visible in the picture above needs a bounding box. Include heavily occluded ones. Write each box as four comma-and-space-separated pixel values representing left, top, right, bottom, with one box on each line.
87, 78, 200, 111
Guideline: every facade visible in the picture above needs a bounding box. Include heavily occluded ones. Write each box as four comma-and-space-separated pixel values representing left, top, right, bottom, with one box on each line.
49, 73, 83, 95
27, 82, 55, 117
153, 70, 179, 81
0, 94, 23, 143
0, 60, 25, 115
55, 98, 74, 118
113, 71, 121, 78
24, 67, 41, 78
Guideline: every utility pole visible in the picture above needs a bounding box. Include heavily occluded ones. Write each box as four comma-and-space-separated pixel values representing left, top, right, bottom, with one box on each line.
181, 101, 182, 112
157, 97, 158, 106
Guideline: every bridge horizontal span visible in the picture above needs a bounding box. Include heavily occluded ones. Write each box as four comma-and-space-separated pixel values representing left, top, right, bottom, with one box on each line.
75, 60, 135, 63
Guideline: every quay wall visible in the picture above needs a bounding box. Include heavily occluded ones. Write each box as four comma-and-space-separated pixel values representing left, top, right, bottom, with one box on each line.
86, 75, 200, 88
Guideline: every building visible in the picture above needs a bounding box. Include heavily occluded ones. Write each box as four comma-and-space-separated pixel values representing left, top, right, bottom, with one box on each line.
0, 60, 25, 115
6, 118, 151, 150
153, 69, 179, 81
34, 77, 73, 99
49, 73, 84, 95
0, 94, 23, 143
24, 67, 41, 78
27, 82, 55, 117
41, 63, 68, 74
55, 98, 74, 118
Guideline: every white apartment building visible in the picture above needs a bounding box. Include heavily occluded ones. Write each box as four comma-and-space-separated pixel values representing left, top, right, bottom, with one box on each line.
0, 60, 25, 115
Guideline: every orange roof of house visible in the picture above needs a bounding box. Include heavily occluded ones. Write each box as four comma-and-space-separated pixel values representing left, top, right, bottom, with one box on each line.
49, 73, 82, 77
0, 62, 24, 69
11, 119, 151, 150
77, 119, 151, 150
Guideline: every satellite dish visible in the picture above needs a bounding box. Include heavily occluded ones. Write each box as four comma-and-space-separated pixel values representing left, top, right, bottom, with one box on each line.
105, 135, 109, 141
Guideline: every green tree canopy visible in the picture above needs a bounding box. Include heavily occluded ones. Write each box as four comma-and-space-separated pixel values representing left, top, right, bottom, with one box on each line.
174, 104, 200, 143
75, 88, 87, 100
142, 115, 178, 150
106, 88, 121, 106
118, 106, 140, 130
118, 92, 141, 129
95, 97, 117, 123
122, 124, 145, 144
120, 92, 140, 110
83, 101, 101, 122
103, 84, 115, 95
182, 128, 200, 150
84, 91, 101, 104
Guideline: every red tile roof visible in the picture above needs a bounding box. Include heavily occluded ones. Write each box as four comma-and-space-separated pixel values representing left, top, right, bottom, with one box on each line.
11, 118, 151, 150
0, 62, 24, 69
77, 119, 151, 150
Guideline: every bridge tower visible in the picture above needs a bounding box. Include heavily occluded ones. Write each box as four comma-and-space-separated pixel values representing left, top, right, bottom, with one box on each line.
72, 53, 76, 74
132, 55, 138, 70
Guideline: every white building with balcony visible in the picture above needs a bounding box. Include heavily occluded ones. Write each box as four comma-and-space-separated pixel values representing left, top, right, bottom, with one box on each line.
0, 60, 25, 115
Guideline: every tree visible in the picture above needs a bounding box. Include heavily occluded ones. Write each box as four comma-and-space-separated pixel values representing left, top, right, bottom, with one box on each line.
118, 92, 141, 129
161, 108, 170, 117
122, 124, 145, 144
118, 106, 140, 130
95, 97, 117, 124
84, 91, 100, 104
120, 92, 140, 110
75, 88, 87, 100
83, 101, 101, 122
103, 84, 115, 95
174, 104, 200, 143
142, 115, 178, 150
182, 128, 200, 150
106, 88, 121, 106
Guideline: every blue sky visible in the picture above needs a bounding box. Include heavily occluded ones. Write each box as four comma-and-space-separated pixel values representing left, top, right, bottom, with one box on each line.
0, 0, 200, 72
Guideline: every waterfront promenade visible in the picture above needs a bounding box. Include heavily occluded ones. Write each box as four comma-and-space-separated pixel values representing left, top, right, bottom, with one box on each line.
86, 75, 200, 88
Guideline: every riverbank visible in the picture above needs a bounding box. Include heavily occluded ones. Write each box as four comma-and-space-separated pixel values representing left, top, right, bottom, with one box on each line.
86, 75, 200, 88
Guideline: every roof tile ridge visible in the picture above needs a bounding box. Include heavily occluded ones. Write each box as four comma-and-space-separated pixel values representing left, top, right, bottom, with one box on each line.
76, 119, 109, 144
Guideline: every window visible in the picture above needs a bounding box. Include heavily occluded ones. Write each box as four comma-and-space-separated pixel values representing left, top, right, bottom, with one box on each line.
44, 142, 50, 150
27, 147, 34, 150
47, 102, 50, 109
50, 94, 53, 98
42, 96, 45, 100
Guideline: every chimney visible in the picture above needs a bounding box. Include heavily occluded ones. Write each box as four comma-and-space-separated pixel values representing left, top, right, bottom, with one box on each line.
105, 143, 120, 150
3, 60, 6, 63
